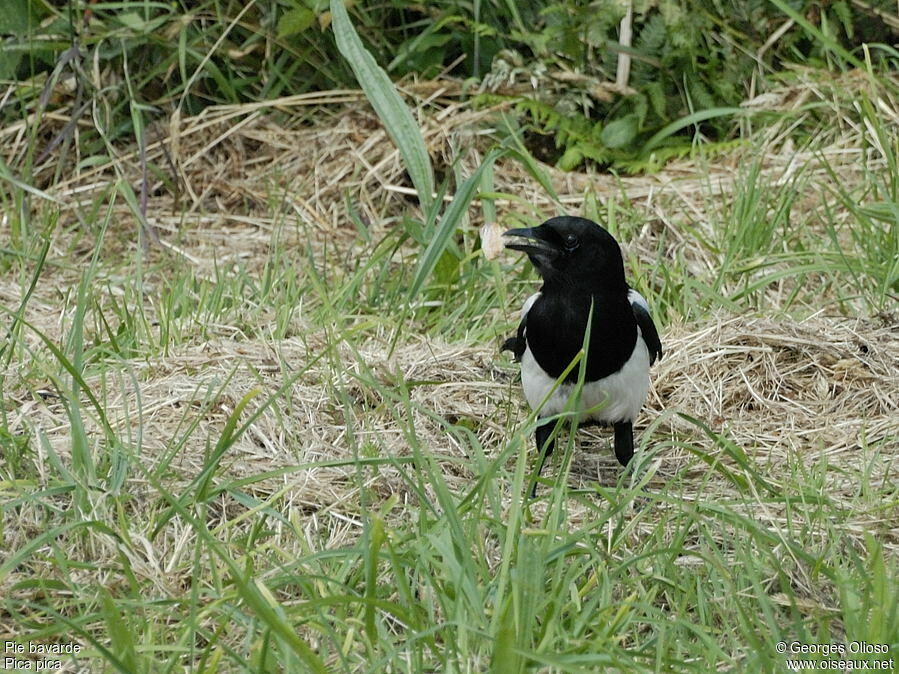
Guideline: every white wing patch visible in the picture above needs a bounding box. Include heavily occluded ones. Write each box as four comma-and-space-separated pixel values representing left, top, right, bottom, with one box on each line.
627, 288, 650, 314
521, 292, 541, 320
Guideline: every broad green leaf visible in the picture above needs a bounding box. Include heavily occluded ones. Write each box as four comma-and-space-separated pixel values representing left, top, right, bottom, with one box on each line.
601, 114, 639, 149
117, 12, 149, 32
330, 0, 434, 213
557, 145, 584, 172
101, 591, 138, 672
278, 7, 316, 37
0, 52, 20, 80
433, 248, 460, 286
0, 0, 31, 33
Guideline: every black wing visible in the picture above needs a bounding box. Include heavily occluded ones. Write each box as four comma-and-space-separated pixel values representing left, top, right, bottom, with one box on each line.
631, 300, 662, 366
501, 312, 527, 361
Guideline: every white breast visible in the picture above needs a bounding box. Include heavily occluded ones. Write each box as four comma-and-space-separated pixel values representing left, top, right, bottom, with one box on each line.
520, 335, 651, 424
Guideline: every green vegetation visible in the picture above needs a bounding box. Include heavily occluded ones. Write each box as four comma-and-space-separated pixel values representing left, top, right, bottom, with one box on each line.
5, 0, 897, 169
1, 0, 897, 672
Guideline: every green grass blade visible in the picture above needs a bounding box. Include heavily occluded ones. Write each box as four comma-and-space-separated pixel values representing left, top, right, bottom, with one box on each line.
408, 148, 502, 299
100, 590, 138, 672
0, 520, 121, 583
143, 475, 330, 674
2, 308, 116, 444
331, 0, 435, 213
498, 115, 561, 206
364, 514, 386, 642
641, 107, 746, 156
766, 0, 866, 70
491, 598, 522, 674
0, 213, 54, 368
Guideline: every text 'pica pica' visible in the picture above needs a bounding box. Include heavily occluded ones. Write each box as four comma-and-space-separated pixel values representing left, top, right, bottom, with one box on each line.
501, 215, 662, 493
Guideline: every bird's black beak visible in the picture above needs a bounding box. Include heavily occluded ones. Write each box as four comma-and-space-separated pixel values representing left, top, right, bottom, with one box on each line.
503, 227, 561, 261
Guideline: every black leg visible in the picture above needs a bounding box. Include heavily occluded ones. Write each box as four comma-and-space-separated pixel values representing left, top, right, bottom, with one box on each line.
613, 421, 634, 466
530, 421, 556, 497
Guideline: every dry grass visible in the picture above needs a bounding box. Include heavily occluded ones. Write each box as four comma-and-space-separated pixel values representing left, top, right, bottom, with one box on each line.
9, 312, 895, 546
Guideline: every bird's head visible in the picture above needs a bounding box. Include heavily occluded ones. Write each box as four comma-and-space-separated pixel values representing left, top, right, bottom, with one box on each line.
503, 216, 626, 290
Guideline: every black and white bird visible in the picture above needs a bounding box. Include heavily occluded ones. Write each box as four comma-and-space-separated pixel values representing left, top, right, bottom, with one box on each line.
501, 215, 662, 492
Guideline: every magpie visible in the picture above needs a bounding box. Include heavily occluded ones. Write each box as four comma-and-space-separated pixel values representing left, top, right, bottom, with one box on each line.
501, 215, 662, 493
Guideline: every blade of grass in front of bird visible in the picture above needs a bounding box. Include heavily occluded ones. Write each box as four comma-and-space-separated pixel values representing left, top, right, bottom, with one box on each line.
331, 0, 435, 214
408, 148, 503, 299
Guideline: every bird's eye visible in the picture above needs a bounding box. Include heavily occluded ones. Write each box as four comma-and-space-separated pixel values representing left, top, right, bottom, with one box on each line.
564, 234, 579, 250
